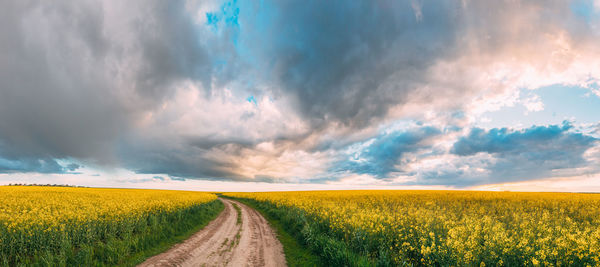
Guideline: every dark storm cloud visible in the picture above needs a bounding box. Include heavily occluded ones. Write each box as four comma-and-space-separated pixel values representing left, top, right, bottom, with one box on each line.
238, 0, 462, 128
235, 0, 593, 130
121, 137, 290, 183
0, 156, 73, 174
334, 126, 442, 178
442, 122, 599, 185
0, 1, 215, 172
450, 122, 595, 158
0, 141, 81, 173
118, 138, 256, 181
331, 122, 599, 187
120, 145, 241, 180
130, 1, 214, 100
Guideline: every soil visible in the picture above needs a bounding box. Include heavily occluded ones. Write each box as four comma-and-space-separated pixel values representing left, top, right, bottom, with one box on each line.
139, 198, 286, 267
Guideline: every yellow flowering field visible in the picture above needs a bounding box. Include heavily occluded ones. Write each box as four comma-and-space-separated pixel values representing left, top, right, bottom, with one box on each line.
0, 186, 221, 266
226, 190, 600, 266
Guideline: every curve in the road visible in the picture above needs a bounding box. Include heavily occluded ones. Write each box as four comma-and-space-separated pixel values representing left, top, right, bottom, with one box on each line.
139, 198, 287, 267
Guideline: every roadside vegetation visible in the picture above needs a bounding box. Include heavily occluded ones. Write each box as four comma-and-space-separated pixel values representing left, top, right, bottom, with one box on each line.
0, 186, 223, 266
223, 196, 328, 267
226, 190, 600, 266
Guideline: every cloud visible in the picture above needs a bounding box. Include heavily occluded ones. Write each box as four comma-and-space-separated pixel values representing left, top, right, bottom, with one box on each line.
232, 0, 600, 130
334, 126, 442, 178
330, 122, 599, 187
521, 94, 544, 113
0, 156, 80, 174
0, 0, 223, 169
116, 83, 321, 181
451, 122, 590, 156
236, 0, 462, 128
0, 0, 599, 187
442, 122, 600, 185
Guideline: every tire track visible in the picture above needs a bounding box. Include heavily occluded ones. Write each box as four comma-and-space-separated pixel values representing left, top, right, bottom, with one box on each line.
139, 198, 286, 267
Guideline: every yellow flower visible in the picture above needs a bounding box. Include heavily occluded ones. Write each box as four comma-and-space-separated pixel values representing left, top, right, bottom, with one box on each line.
225, 190, 600, 266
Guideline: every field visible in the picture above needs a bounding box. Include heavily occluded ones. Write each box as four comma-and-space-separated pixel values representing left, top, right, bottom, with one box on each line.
0, 186, 222, 266
225, 190, 600, 266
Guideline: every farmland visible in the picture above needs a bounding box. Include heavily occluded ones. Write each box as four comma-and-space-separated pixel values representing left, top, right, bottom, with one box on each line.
226, 190, 600, 266
0, 186, 222, 266
4, 187, 600, 266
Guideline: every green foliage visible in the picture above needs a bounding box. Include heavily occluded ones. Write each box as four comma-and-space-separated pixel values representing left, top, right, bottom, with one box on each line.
232, 203, 242, 225
228, 197, 373, 267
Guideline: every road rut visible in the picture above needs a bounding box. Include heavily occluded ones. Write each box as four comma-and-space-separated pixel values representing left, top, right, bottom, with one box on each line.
139, 198, 286, 267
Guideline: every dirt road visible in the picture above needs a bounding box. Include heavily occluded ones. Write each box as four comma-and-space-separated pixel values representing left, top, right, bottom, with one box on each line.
139, 198, 287, 267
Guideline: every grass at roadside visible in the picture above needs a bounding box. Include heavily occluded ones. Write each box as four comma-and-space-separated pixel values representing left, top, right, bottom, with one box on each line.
120, 199, 225, 266
223, 196, 322, 267
232, 203, 242, 225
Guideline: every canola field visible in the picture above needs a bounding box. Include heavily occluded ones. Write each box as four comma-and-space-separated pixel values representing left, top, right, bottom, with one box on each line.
226, 190, 600, 266
0, 186, 221, 266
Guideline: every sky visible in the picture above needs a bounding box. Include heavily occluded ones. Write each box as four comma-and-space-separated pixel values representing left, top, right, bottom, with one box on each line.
1, 0, 600, 192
